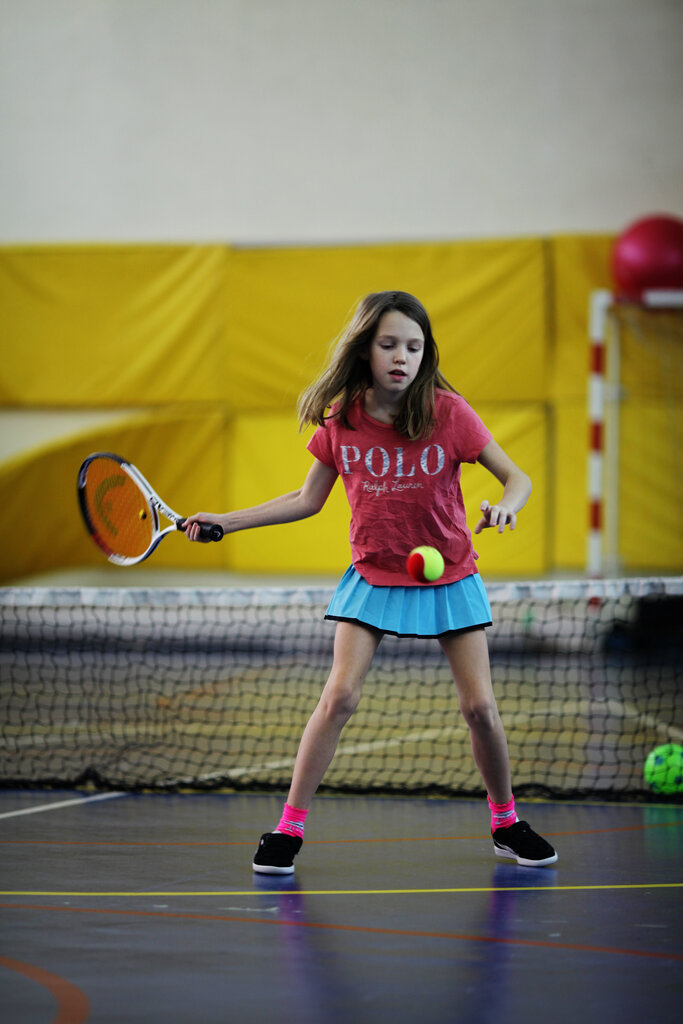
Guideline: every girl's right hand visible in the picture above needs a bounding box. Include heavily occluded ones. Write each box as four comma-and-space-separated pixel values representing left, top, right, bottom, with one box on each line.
182, 513, 229, 542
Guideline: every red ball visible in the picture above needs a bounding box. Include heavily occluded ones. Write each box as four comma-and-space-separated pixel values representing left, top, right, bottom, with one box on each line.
612, 214, 683, 300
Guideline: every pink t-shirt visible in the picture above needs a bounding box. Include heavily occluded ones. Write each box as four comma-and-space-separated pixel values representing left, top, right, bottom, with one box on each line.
307, 390, 492, 586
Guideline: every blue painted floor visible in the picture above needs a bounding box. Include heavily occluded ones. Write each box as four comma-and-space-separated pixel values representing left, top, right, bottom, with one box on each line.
0, 791, 681, 1023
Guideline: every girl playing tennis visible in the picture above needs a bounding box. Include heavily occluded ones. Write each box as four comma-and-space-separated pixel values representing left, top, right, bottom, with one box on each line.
185, 291, 558, 872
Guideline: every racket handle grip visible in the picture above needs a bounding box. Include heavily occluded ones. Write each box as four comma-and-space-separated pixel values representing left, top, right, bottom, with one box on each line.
199, 522, 224, 542
179, 520, 224, 542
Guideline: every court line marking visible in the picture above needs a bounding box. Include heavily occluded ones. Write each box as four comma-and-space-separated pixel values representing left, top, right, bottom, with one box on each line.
0, 819, 681, 846
0, 955, 90, 1024
0, 903, 680, 961
0, 792, 126, 820
1, 882, 681, 897
183, 727, 470, 785
169, 698, 683, 784
5, 697, 679, 783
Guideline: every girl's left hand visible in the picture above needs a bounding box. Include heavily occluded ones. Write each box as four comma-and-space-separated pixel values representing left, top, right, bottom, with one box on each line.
474, 499, 517, 534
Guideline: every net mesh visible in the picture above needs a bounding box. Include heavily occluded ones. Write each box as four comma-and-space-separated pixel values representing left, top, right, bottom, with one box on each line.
1, 579, 681, 800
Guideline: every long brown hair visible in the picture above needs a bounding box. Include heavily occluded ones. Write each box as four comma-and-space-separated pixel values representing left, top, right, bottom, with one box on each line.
298, 291, 456, 439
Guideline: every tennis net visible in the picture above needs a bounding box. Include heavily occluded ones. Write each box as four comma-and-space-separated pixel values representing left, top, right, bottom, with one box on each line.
1, 578, 681, 800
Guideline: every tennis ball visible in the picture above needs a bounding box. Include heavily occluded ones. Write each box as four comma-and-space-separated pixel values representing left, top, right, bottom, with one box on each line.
407, 546, 445, 583
643, 743, 683, 794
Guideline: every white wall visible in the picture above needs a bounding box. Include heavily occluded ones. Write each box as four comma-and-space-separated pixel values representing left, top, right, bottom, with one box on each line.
1, 0, 681, 244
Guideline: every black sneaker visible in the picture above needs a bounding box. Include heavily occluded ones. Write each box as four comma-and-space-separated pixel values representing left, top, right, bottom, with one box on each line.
252, 832, 303, 875
492, 820, 558, 867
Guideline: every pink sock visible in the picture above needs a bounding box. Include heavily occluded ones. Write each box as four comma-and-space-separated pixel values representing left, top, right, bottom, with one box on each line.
488, 795, 517, 831
276, 802, 309, 839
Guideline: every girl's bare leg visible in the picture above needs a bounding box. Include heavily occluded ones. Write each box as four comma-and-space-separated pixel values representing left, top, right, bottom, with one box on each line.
439, 628, 512, 804
287, 621, 382, 809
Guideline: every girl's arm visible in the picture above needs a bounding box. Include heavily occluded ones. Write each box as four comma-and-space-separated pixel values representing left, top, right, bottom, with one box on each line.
474, 439, 532, 535
183, 458, 339, 541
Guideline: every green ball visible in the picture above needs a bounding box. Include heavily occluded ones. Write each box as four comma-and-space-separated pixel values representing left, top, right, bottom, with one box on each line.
407, 545, 445, 583
643, 743, 683, 794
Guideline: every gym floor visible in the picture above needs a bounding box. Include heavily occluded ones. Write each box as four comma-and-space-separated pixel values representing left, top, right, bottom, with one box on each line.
1, 790, 681, 1024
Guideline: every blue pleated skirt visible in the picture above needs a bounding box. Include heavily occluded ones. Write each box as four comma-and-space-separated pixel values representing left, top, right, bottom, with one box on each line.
325, 565, 492, 638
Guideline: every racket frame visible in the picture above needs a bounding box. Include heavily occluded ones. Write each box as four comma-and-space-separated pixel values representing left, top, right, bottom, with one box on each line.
78, 452, 204, 566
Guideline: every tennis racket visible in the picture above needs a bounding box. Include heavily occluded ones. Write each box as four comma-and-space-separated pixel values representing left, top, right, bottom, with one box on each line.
77, 452, 223, 566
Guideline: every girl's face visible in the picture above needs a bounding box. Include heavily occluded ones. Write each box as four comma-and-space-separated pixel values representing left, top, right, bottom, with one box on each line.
367, 310, 425, 396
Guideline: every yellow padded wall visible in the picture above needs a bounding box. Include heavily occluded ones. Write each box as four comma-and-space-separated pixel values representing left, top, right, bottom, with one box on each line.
464, 404, 548, 577
0, 240, 547, 410
5, 236, 678, 579
551, 234, 613, 400
551, 401, 587, 570
0, 246, 231, 406
0, 409, 231, 584
228, 412, 351, 576
619, 401, 683, 570
615, 308, 683, 570
550, 235, 613, 569
226, 239, 548, 410
549, 237, 683, 572
229, 405, 547, 578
